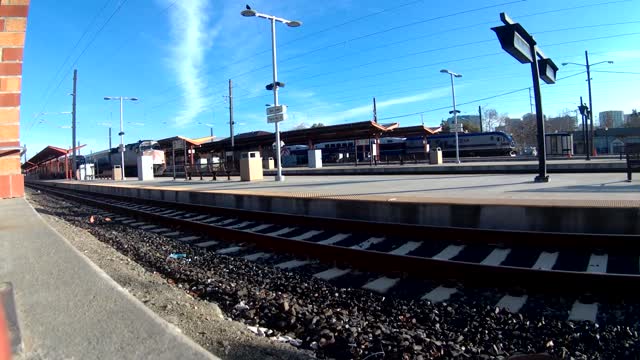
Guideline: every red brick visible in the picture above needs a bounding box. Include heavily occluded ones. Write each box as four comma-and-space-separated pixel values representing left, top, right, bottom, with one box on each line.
0, 93, 19, 106
2, 48, 22, 61
0, 140, 18, 147
0, 124, 19, 140
0, 107, 19, 123
0, 5, 28, 17
0, 173, 24, 198
0, 62, 21, 75
4, 18, 25, 32
0, 154, 19, 173
0, 32, 25, 46
0, 77, 20, 92
0, 0, 30, 5
0, 19, 5, 31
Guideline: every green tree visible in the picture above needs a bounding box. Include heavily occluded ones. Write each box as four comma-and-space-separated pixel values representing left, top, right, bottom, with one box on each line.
311, 123, 325, 128
439, 120, 450, 132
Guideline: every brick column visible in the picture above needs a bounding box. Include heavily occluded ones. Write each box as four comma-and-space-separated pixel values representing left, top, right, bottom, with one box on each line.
0, 0, 28, 199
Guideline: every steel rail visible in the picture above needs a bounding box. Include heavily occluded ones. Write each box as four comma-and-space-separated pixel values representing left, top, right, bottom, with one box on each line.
27, 183, 640, 297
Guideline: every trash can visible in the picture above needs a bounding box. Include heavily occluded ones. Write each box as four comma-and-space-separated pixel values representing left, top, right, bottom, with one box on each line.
112, 165, 123, 180
429, 147, 443, 165
240, 151, 263, 181
262, 157, 275, 170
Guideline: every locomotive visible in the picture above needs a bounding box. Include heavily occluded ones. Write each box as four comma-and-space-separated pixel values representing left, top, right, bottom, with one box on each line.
86, 140, 166, 177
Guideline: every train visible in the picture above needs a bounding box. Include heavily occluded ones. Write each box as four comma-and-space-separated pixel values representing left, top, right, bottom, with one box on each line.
86, 140, 166, 177
426, 131, 517, 157
284, 131, 516, 164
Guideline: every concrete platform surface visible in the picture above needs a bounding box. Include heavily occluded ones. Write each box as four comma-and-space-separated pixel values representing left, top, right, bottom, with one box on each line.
136, 172, 635, 205
0, 198, 217, 359
263, 158, 627, 176
36, 171, 640, 234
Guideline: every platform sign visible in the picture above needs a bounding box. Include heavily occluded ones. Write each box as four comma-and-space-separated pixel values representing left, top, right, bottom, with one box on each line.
266, 105, 287, 116
267, 113, 288, 123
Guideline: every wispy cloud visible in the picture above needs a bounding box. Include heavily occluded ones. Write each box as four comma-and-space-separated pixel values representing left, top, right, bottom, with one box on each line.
288, 88, 450, 128
165, 0, 212, 126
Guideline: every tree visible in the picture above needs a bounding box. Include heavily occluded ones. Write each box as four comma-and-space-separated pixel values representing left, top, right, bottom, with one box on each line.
461, 120, 480, 133
482, 107, 508, 132
503, 114, 537, 151
439, 120, 450, 132
310, 123, 325, 128
546, 113, 577, 133
626, 109, 640, 128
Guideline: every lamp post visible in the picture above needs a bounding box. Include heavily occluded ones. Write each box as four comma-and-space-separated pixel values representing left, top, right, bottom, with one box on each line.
562, 52, 613, 158
605, 126, 609, 154
241, 6, 301, 182
440, 69, 462, 164
104, 96, 138, 180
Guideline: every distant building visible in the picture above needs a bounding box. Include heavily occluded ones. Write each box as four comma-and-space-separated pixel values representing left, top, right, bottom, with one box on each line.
599, 110, 624, 128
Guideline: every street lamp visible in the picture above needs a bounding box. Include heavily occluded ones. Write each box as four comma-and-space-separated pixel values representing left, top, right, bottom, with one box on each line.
440, 69, 462, 164
104, 96, 138, 180
241, 6, 301, 182
605, 126, 609, 154
562, 52, 613, 158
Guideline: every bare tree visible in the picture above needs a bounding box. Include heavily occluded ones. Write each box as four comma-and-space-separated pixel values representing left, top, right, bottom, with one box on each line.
482, 107, 507, 132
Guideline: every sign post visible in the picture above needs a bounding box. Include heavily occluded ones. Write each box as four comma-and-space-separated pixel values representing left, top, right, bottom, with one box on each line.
492, 12, 558, 183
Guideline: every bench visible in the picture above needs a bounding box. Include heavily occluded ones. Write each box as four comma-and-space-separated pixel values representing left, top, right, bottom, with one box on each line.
626, 144, 640, 181
183, 163, 231, 181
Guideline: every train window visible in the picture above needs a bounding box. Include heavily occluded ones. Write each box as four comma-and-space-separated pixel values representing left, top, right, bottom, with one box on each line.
490, 136, 494, 140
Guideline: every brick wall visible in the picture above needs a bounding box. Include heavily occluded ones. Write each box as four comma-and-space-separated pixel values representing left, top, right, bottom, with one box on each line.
0, 0, 28, 199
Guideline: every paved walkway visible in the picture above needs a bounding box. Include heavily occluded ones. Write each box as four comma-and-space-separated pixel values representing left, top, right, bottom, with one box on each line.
0, 198, 217, 359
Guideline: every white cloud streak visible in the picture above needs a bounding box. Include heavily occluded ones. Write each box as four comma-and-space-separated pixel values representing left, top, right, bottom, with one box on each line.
165, 0, 212, 126
288, 87, 451, 128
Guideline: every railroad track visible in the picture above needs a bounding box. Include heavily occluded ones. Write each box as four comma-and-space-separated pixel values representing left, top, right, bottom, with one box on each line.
28, 183, 640, 322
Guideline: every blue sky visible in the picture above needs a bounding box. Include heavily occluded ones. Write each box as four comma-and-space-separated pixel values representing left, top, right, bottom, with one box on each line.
21, 0, 640, 155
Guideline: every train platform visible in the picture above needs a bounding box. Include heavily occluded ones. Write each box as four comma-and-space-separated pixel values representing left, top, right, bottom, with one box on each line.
32, 170, 640, 235
0, 197, 217, 359
264, 157, 627, 176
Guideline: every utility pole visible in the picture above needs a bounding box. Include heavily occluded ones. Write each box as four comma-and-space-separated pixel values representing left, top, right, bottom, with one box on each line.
229, 79, 234, 149
108, 127, 112, 149
71, 69, 77, 180
373, 97, 377, 123
478, 105, 483, 132
420, 114, 424, 126
585, 50, 595, 157
528, 87, 533, 114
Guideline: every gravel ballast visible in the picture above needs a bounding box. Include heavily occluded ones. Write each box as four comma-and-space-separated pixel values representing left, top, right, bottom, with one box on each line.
26, 188, 640, 359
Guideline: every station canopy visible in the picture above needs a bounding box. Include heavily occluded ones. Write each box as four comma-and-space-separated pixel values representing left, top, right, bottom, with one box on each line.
157, 135, 216, 149
199, 120, 399, 152
22, 145, 69, 170
383, 125, 442, 138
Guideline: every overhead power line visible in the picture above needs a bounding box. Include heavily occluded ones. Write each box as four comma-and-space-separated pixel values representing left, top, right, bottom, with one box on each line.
30, 0, 131, 133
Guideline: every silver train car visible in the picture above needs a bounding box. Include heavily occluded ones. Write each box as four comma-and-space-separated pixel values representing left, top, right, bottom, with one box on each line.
86, 140, 166, 177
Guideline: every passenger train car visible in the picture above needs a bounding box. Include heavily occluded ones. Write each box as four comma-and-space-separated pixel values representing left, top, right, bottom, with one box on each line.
86, 140, 166, 177
424, 131, 516, 157
283, 132, 516, 164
